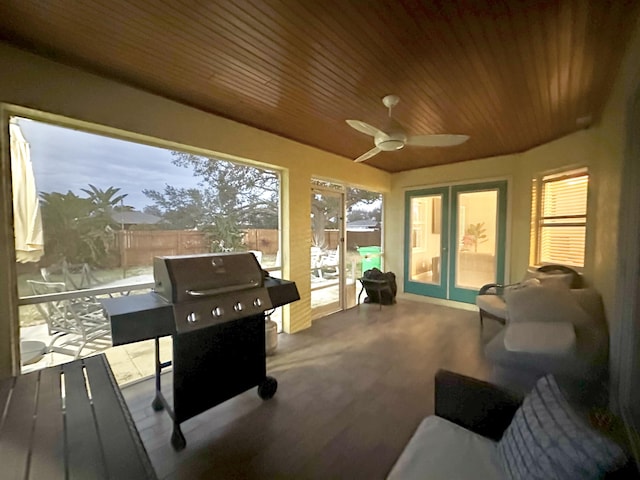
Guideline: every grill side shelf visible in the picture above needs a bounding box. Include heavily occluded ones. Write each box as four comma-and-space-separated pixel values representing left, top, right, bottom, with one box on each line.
265, 278, 300, 308
102, 293, 175, 345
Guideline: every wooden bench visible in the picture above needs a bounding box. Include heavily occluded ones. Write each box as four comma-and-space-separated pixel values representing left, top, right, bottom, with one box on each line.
0, 354, 156, 479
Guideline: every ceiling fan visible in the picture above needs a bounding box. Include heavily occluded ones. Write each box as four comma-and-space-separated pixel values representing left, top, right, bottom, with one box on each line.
346, 95, 470, 163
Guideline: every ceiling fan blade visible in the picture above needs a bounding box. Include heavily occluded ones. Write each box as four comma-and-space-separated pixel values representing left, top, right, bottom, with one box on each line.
406, 134, 470, 147
354, 147, 382, 163
346, 119, 384, 137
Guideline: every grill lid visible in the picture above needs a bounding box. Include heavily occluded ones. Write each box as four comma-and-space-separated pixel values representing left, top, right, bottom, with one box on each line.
154, 253, 264, 304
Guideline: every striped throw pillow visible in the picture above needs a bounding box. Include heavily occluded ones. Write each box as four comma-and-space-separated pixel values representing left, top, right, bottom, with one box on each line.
496, 375, 626, 479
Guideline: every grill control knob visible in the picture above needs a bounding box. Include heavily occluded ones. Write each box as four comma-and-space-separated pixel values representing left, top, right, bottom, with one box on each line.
187, 312, 199, 324
211, 306, 224, 318
233, 302, 244, 313
253, 298, 263, 308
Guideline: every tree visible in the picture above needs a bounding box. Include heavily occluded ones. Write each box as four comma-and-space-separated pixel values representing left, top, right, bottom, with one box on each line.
311, 187, 382, 249
311, 192, 341, 248
143, 186, 209, 230
348, 206, 382, 223
80, 185, 130, 214
39, 190, 118, 266
143, 152, 279, 251
347, 188, 381, 215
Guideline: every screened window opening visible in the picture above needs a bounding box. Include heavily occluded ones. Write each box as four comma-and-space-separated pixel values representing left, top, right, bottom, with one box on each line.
532, 168, 588, 268
12, 116, 282, 383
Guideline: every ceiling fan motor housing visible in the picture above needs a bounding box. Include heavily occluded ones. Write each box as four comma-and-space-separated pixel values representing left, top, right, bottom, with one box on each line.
375, 130, 406, 151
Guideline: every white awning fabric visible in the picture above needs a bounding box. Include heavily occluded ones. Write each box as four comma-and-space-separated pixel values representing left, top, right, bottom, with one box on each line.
10, 121, 44, 263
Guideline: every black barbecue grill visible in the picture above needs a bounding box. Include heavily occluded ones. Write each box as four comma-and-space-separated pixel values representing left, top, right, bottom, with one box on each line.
101, 252, 299, 450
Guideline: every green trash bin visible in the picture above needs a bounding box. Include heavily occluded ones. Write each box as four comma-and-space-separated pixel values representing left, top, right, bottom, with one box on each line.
358, 246, 381, 272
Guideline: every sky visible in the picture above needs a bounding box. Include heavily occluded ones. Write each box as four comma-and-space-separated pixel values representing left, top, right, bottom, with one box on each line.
15, 117, 381, 215
16, 117, 199, 210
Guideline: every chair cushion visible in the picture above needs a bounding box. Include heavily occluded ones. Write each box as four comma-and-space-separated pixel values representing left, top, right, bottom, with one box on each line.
496, 375, 626, 479
387, 416, 504, 480
504, 322, 575, 354
485, 328, 606, 379
523, 269, 575, 289
504, 283, 591, 326
504, 277, 540, 294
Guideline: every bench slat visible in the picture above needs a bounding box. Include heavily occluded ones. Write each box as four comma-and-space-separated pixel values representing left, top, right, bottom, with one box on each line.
0, 373, 38, 479
84, 355, 156, 479
29, 367, 65, 480
63, 359, 108, 480
0, 354, 154, 479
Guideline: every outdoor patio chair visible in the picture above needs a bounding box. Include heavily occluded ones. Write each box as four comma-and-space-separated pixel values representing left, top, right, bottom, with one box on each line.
40, 260, 102, 290
320, 248, 340, 279
311, 246, 324, 279
26, 280, 112, 359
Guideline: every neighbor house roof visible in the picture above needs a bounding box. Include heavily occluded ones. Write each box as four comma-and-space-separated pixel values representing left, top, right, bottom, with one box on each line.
347, 219, 380, 231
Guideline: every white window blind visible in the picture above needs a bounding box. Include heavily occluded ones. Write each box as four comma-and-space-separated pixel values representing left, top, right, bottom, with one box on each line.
535, 169, 588, 267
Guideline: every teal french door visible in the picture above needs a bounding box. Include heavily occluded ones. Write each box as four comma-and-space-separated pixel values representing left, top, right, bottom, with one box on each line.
404, 181, 507, 304
404, 187, 450, 299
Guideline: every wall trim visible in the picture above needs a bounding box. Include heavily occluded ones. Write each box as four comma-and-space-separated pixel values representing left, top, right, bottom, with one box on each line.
397, 292, 477, 312
0, 107, 20, 377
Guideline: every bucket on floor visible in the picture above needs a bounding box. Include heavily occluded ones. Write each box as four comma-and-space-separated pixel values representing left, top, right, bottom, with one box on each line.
265, 315, 278, 355
358, 246, 382, 272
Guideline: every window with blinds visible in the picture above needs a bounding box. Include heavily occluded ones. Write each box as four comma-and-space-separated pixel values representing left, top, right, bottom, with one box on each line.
532, 168, 589, 268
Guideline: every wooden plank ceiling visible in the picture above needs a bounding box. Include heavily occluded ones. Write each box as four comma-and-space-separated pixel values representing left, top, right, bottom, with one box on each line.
0, 0, 638, 173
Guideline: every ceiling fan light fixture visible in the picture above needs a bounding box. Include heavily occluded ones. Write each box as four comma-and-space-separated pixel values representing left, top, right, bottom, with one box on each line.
378, 139, 405, 151
382, 94, 400, 109
374, 130, 406, 151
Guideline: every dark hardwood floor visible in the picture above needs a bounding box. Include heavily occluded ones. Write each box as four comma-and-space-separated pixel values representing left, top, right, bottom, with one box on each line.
122, 299, 503, 479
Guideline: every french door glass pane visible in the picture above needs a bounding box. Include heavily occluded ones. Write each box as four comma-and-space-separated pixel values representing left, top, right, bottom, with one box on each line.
409, 195, 441, 284
345, 188, 382, 309
455, 190, 498, 289
311, 190, 342, 319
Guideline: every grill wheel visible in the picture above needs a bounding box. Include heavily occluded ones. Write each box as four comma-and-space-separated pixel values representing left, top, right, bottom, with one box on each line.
258, 376, 278, 400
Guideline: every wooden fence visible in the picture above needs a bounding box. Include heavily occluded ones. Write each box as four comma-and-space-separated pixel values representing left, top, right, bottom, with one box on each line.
242, 229, 280, 254
345, 230, 381, 250
115, 230, 208, 267
114, 228, 382, 267
243, 229, 380, 252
